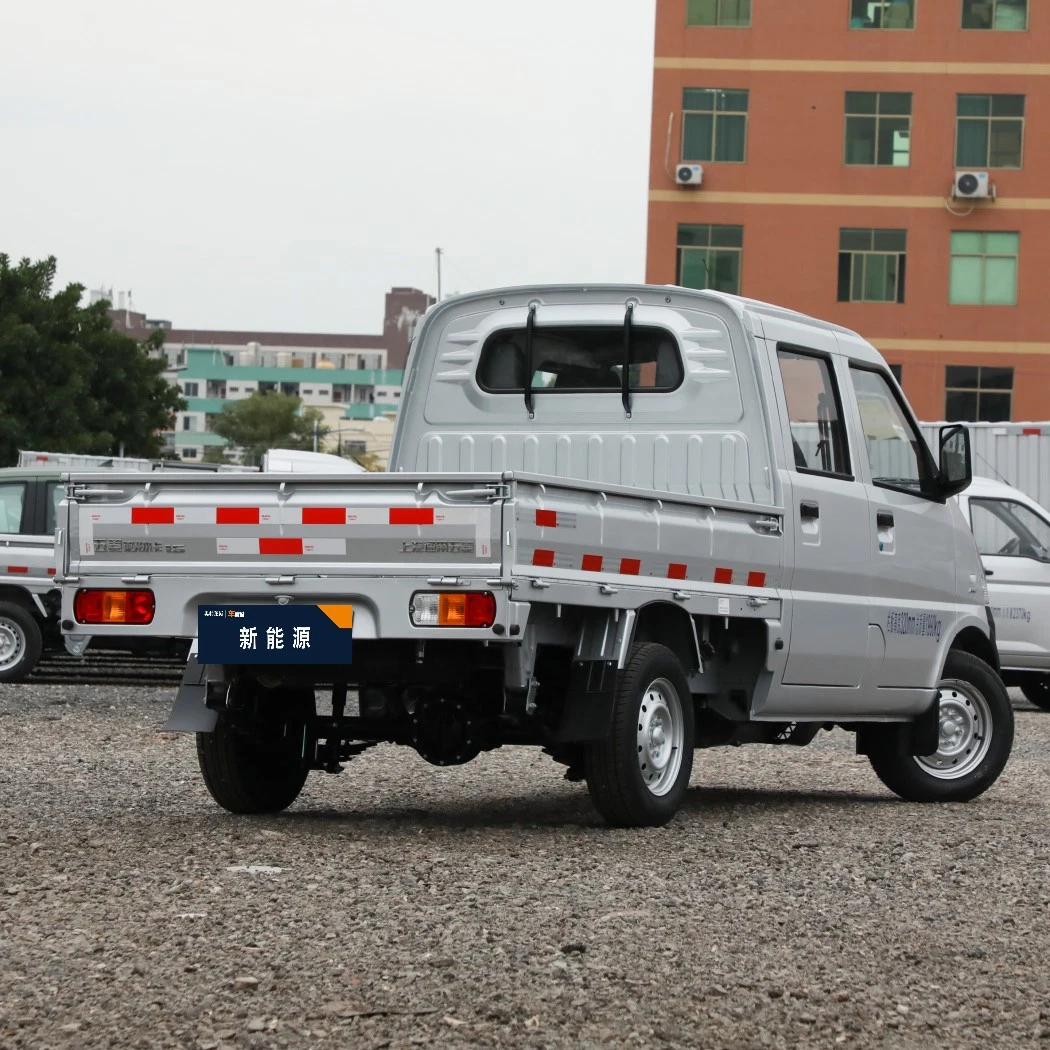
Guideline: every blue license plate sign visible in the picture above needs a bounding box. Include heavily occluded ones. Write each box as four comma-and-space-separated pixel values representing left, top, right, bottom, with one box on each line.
197, 604, 353, 664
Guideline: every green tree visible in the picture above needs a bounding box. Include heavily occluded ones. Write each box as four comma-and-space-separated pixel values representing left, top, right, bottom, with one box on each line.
0, 254, 184, 466
206, 391, 329, 467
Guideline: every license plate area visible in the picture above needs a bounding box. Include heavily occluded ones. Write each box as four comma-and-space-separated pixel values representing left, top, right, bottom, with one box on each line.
197, 604, 353, 664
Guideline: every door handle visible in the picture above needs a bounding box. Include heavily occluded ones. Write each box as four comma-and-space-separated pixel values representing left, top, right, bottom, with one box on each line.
800, 501, 820, 520
984, 568, 994, 577
877, 512, 895, 528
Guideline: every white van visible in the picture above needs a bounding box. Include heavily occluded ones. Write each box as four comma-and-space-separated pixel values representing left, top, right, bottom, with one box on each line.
958, 476, 1050, 709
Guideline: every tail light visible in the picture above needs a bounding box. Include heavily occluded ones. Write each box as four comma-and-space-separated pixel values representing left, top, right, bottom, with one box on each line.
410, 591, 496, 628
74, 589, 155, 625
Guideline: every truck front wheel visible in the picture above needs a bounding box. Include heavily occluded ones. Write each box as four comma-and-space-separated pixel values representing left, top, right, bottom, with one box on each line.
869, 650, 1013, 802
196, 686, 314, 814
0, 600, 43, 683
584, 643, 695, 827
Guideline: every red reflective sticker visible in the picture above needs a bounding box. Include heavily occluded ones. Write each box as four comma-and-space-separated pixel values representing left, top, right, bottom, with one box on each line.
259, 537, 303, 556
302, 507, 346, 525
535, 509, 558, 528
7, 566, 28, 574
532, 549, 555, 567
389, 508, 434, 525
581, 554, 603, 573
714, 567, 734, 585
216, 507, 260, 525
131, 507, 175, 525
747, 571, 766, 588
619, 558, 641, 575
667, 563, 687, 580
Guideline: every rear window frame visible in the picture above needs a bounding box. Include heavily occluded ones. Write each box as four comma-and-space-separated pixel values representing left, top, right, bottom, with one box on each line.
475, 323, 686, 396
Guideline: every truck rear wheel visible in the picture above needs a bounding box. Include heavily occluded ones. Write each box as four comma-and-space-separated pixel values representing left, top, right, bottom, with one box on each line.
584, 643, 695, 827
869, 651, 1013, 803
0, 601, 43, 683
196, 686, 314, 814
1020, 674, 1050, 711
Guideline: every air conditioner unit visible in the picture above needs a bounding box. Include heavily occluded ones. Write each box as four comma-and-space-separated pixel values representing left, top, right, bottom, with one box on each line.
953, 171, 992, 199
675, 163, 704, 187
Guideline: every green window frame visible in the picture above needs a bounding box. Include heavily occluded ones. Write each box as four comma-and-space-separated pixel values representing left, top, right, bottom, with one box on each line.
956, 94, 1025, 168
676, 224, 743, 295
961, 0, 1028, 30
949, 231, 1019, 305
837, 229, 907, 304
849, 0, 916, 29
945, 365, 1013, 422
686, 0, 752, 26
844, 92, 912, 166
681, 88, 749, 164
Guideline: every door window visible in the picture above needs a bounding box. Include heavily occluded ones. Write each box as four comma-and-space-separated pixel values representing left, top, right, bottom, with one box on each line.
0, 483, 27, 534
777, 350, 850, 476
45, 482, 66, 534
850, 367, 932, 495
969, 498, 1050, 561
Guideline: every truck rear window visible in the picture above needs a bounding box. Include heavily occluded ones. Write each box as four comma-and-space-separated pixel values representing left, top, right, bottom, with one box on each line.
476, 325, 684, 393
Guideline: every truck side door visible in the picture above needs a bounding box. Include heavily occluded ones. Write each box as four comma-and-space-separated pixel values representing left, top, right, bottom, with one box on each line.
847, 365, 958, 689
775, 346, 873, 689
968, 496, 1050, 670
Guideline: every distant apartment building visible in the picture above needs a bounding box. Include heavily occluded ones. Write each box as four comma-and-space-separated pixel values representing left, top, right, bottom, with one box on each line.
647, 0, 1049, 421
111, 287, 433, 464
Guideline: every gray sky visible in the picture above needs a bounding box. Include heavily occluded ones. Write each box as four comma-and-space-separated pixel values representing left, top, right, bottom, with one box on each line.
1, 1, 656, 334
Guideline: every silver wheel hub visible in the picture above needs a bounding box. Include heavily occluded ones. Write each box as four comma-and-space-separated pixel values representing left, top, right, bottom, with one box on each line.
636, 677, 685, 797
916, 679, 993, 780
0, 617, 26, 672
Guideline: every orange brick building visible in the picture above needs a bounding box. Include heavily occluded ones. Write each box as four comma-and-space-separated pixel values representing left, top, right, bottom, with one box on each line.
646, 0, 1050, 421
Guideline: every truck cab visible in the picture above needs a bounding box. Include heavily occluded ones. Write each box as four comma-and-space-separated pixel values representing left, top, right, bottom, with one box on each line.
0, 466, 65, 680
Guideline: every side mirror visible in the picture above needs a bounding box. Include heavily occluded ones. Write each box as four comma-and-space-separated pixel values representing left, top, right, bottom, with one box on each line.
938, 424, 972, 499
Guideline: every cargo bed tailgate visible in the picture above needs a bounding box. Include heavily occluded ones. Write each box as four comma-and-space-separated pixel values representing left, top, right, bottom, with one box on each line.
63, 472, 504, 579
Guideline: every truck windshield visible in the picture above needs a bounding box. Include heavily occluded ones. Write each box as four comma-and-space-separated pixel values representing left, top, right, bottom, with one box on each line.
476, 325, 683, 393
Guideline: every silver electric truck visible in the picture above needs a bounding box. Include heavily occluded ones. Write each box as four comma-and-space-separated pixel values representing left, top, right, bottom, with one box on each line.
55, 286, 1012, 825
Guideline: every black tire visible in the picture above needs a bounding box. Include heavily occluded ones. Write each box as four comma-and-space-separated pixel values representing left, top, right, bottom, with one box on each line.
0, 600, 44, 683
869, 650, 1013, 802
1020, 675, 1050, 711
196, 685, 314, 814
584, 643, 695, 827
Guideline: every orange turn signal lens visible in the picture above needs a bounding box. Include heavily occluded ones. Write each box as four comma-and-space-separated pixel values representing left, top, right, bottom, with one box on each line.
73, 589, 155, 625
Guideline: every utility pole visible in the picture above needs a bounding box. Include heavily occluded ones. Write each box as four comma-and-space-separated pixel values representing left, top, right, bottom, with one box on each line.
435, 247, 443, 302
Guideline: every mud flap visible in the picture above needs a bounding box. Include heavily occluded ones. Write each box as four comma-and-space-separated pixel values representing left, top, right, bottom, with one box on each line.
855, 691, 940, 758
553, 659, 618, 742
163, 655, 218, 733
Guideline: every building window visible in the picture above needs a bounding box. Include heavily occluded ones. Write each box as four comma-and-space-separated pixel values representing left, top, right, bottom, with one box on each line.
229, 386, 239, 393
687, 0, 751, 25
949, 231, 1019, 305
945, 366, 1012, 421
844, 92, 912, 166
889, 364, 903, 383
850, 0, 916, 29
181, 416, 193, 431
677, 224, 744, 294
956, 95, 1025, 168
181, 447, 198, 460
183, 382, 199, 397
837, 229, 907, 303
962, 0, 1028, 30
682, 89, 748, 163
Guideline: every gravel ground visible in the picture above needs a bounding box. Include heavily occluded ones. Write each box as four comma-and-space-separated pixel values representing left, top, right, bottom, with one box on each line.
1, 682, 1049, 1050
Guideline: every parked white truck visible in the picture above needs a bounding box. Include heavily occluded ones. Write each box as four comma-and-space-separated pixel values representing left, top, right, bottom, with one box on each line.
55, 286, 1012, 826
958, 476, 1050, 709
